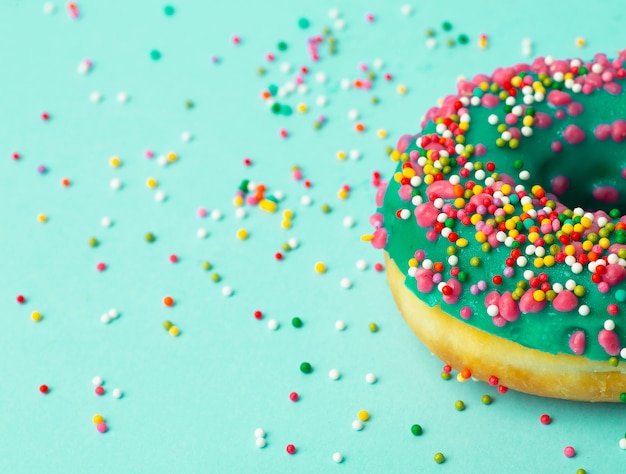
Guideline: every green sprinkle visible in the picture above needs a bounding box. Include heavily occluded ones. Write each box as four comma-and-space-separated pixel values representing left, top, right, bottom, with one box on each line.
620, 392, 626, 402
257, 67, 266, 76
88, 237, 98, 247
434, 452, 445, 464
321, 204, 331, 213
411, 424, 423, 436
440, 372, 451, 380
513, 159, 524, 169
458, 34, 469, 44
298, 17, 310, 29
609, 357, 619, 367
425, 28, 436, 37
442, 21, 452, 31
163, 320, 173, 330
575, 469, 587, 474
145, 233, 155, 242
610, 208, 621, 219
446, 38, 455, 47
163, 5, 175, 16
313, 121, 322, 129
211, 273, 221, 282
454, 400, 465, 411
300, 362, 312, 374
371, 96, 379, 105
185, 100, 194, 109
481, 395, 493, 405
202, 261, 212, 271
150, 49, 161, 60
368, 322, 379, 332
291, 317, 303, 328
277, 41, 288, 51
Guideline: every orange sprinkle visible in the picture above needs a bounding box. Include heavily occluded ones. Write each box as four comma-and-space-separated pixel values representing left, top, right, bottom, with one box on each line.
433, 262, 444, 273
355, 122, 365, 133
163, 296, 174, 307
453, 184, 464, 197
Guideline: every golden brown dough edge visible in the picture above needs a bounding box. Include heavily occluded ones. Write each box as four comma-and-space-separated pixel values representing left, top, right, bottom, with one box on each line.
385, 252, 626, 402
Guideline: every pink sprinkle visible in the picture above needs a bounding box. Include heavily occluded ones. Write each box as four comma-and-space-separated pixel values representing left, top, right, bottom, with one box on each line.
266, 53, 275, 62
551, 141, 563, 153
232, 35, 241, 45
96, 422, 108, 433
197, 208, 208, 218
211, 56, 220, 64
67, 2, 79, 19
96, 262, 106, 272
169, 254, 179, 263
365, 13, 375, 22
459, 306, 472, 319
95, 386, 105, 396
144, 149, 154, 159
279, 128, 288, 138
563, 446, 576, 458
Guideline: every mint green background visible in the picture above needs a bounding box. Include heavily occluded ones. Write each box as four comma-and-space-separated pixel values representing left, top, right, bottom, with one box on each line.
0, 1, 624, 472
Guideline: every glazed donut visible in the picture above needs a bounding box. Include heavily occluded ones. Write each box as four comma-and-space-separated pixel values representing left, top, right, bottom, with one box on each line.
369, 51, 626, 402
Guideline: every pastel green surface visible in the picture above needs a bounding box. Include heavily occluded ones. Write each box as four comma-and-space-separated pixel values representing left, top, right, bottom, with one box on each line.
381, 83, 626, 360
0, 1, 625, 473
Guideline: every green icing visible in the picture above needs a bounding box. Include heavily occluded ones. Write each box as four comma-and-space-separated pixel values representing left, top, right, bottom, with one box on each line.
380, 68, 626, 362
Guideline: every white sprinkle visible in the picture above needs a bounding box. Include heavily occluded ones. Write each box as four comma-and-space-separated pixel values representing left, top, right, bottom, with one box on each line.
267, 319, 279, 330
335, 320, 346, 331
352, 420, 364, 431
155, 190, 166, 202
343, 216, 355, 228
90, 91, 102, 103
77, 60, 91, 74
300, 195, 312, 206
116, 91, 128, 103
328, 7, 340, 19
92, 376, 103, 385
157, 155, 168, 166
112, 388, 123, 399
333, 452, 344, 463
108, 308, 119, 319
273, 190, 284, 201
288, 238, 299, 249
280, 62, 291, 74
254, 428, 266, 438
315, 72, 327, 84
210, 209, 223, 221
487, 114, 499, 125
604, 320, 616, 331
426, 38, 437, 49
256, 438, 267, 448
349, 149, 361, 160
401, 4, 413, 16
578, 305, 590, 316
365, 373, 377, 384
197, 228, 208, 239
348, 109, 359, 120
181, 131, 192, 142
340, 278, 352, 289
234, 206, 245, 218
110, 178, 122, 190
101, 216, 112, 228
222, 286, 233, 297
619, 438, 626, 450
340, 78, 351, 90
328, 369, 341, 380
316, 95, 327, 106
621, 348, 626, 359
43, 2, 55, 14
518, 170, 530, 181
334, 19, 345, 30
373, 58, 384, 70
100, 313, 111, 324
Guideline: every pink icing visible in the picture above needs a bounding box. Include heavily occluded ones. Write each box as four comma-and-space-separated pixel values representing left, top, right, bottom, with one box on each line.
414, 203, 439, 228
399, 184, 413, 202
592, 186, 619, 204
375, 183, 388, 207
547, 90, 572, 106
611, 119, 626, 142
533, 112, 553, 129
552, 290, 578, 312
396, 134, 414, 153
569, 330, 586, 355
480, 94, 500, 108
566, 102, 583, 117
498, 292, 519, 322
598, 329, 621, 356
442, 278, 462, 305
595, 124, 612, 141
415, 268, 435, 293
551, 141, 563, 153
519, 289, 547, 313
551, 175, 570, 195
427, 181, 456, 199
563, 124, 586, 145
602, 264, 626, 286
371, 227, 388, 249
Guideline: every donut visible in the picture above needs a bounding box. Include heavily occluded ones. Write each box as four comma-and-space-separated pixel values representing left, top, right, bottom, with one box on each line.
369, 51, 626, 402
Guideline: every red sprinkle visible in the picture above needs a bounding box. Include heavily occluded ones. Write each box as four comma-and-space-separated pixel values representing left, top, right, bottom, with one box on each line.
16, 295, 25, 304
39, 384, 49, 394
95, 386, 105, 396
275, 252, 283, 261
96, 262, 106, 272
254, 310, 263, 320
169, 254, 179, 263
540, 414, 551, 425
289, 391, 299, 402
286, 444, 296, 455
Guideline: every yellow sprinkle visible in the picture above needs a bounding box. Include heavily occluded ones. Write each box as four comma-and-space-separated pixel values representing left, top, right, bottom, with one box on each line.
564, 244, 576, 256
357, 410, 370, 421
599, 237, 610, 249
169, 326, 180, 337
459, 122, 469, 131
397, 84, 407, 94
580, 217, 593, 228
368, 322, 378, 332
146, 177, 158, 188
533, 257, 544, 268
423, 175, 434, 185
92, 414, 104, 424
31, 311, 42, 322
281, 219, 292, 229
544, 255, 555, 267
336, 150, 347, 160
561, 223, 574, 234
511, 76, 522, 87
471, 214, 483, 225
282, 210, 293, 219
297, 103, 307, 113
377, 129, 387, 139
402, 167, 416, 179
575, 37, 586, 48
259, 199, 277, 213
393, 171, 404, 183
167, 152, 178, 162
236, 228, 248, 240
456, 238, 468, 248
337, 189, 348, 200
456, 373, 468, 382
582, 240, 593, 251
360, 234, 374, 242
408, 258, 418, 267
389, 150, 400, 162
233, 196, 244, 207
314, 262, 326, 273
109, 156, 121, 168
472, 185, 484, 195
533, 290, 545, 302
37, 214, 47, 223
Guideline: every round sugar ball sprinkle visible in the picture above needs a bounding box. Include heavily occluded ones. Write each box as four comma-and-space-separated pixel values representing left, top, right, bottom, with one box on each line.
112, 388, 123, 399
254, 428, 265, 438
335, 320, 346, 331
352, 419, 364, 431
332, 452, 343, 463
255, 438, 266, 448
328, 368, 341, 380
365, 373, 377, 384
